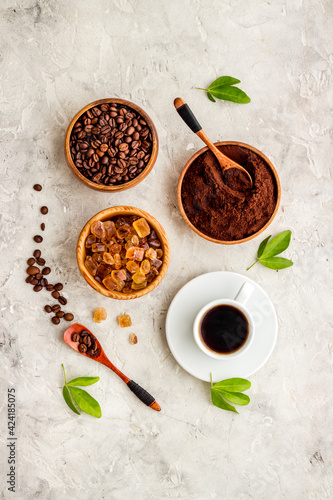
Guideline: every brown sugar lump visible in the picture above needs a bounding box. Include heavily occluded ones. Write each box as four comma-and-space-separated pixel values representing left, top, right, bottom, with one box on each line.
84, 215, 163, 294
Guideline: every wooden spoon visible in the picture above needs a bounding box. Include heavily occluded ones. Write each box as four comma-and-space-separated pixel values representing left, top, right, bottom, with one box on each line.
174, 97, 253, 191
63, 323, 161, 412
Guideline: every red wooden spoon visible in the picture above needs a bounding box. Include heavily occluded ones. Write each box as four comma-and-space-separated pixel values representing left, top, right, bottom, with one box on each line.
63, 323, 161, 412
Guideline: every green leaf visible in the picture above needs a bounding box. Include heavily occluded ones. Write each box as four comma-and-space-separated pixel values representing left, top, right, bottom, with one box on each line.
213, 377, 251, 392
219, 390, 250, 406
63, 386, 80, 415
207, 92, 216, 103
259, 257, 294, 270
209, 86, 251, 104
257, 235, 271, 259
208, 76, 241, 90
211, 388, 238, 413
68, 387, 102, 418
67, 377, 100, 387
260, 230, 292, 259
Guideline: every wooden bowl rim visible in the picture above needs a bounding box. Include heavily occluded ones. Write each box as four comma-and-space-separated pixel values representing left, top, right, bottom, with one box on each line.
77, 206, 170, 300
64, 98, 159, 192
177, 141, 281, 245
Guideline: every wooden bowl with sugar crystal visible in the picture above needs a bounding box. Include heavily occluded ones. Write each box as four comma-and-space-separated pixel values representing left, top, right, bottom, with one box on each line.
77, 206, 170, 300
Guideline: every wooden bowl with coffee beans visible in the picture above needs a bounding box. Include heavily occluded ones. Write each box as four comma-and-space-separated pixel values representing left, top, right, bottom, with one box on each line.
77, 206, 170, 300
65, 99, 159, 192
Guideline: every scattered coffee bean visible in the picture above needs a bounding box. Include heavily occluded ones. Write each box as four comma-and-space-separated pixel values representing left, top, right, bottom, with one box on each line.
40, 206, 48, 215
26, 276, 34, 284
69, 102, 153, 186
35, 273, 43, 280
31, 278, 39, 285
41, 223, 45, 231
27, 258, 35, 265
27, 266, 40, 275
44, 305, 52, 313
58, 296, 67, 305
52, 316, 60, 325
56, 311, 65, 318
34, 235, 43, 243
64, 313, 74, 321
46, 284, 54, 291
33, 285, 42, 292
54, 283, 63, 291
33, 249, 41, 259
52, 291, 60, 299
51, 304, 61, 312
37, 258, 45, 266
33, 184, 42, 191
78, 343, 87, 353
42, 267, 51, 275
40, 278, 48, 287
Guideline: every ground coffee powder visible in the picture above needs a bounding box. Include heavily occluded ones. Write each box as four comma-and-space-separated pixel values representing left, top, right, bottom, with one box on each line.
181, 144, 278, 241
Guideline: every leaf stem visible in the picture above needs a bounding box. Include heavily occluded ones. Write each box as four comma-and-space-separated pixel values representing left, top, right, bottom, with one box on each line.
210, 372, 213, 388
246, 260, 258, 271
195, 87, 208, 91
62, 364, 67, 385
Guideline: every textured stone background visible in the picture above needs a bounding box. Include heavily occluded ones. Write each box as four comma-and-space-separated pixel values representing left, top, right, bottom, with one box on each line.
0, 1, 332, 499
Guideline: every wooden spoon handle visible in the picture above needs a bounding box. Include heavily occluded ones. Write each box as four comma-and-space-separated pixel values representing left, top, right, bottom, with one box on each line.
127, 380, 161, 411
174, 98, 229, 169
101, 358, 161, 411
174, 98, 202, 133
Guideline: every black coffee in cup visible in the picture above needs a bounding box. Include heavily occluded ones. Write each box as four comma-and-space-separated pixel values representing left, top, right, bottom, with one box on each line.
199, 305, 249, 354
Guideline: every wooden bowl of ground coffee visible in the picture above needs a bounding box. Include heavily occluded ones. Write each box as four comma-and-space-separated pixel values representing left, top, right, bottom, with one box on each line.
65, 98, 158, 192
178, 142, 281, 244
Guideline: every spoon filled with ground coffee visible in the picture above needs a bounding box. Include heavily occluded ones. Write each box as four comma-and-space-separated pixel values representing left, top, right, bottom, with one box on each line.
174, 97, 253, 193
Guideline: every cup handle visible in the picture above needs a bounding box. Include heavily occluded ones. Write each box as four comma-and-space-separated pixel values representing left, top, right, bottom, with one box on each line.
234, 282, 254, 306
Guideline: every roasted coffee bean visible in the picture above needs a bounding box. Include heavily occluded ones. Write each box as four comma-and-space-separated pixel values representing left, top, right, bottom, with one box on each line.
37, 258, 45, 266
56, 311, 65, 318
83, 336, 90, 345
42, 267, 51, 275
72, 333, 80, 342
52, 316, 60, 325
40, 206, 48, 215
41, 223, 45, 231
78, 343, 87, 353
51, 304, 60, 312
27, 257, 35, 265
69, 103, 152, 187
52, 291, 60, 299
27, 266, 40, 275
26, 276, 34, 284
44, 305, 52, 313
33, 249, 41, 259
35, 273, 43, 280
86, 348, 95, 356
54, 283, 63, 291
34, 235, 43, 243
40, 278, 47, 287
33, 285, 42, 292
58, 296, 67, 305
64, 313, 74, 321
46, 284, 54, 291
33, 184, 42, 191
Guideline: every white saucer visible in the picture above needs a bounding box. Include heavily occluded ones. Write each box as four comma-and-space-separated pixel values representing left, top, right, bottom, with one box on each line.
165, 271, 278, 382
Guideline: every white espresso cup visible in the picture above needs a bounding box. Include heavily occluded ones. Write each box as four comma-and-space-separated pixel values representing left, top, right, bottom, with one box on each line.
193, 282, 255, 360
